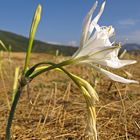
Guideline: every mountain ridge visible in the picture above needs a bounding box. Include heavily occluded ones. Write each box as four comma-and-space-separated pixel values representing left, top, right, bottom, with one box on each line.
0, 29, 140, 56
0, 29, 77, 56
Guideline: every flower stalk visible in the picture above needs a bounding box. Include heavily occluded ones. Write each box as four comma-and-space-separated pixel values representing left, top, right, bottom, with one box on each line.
5, 76, 27, 140
23, 4, 42, 73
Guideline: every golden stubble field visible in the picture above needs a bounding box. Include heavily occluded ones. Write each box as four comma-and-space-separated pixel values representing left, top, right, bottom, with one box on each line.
0, 52, 140, 140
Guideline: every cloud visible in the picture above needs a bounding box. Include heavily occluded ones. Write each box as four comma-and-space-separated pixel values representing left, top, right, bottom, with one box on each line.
47, 41, 64, 45
117, 30, 140, 44
68, 40, 78, 47
47, 40, 78, 47
118, 19, 140, 26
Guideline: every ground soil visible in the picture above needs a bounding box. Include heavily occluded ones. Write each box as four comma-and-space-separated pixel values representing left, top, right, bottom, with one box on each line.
0, 52, 140, 140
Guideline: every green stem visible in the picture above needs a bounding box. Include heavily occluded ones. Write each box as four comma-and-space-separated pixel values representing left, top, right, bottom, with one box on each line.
5, 78, 26, 140
23, 39, 34, 73
29, 56, 88, 79
29, 59, 75, 79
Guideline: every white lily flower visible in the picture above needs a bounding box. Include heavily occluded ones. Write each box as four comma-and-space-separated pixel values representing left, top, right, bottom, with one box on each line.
73, 1, 138, 84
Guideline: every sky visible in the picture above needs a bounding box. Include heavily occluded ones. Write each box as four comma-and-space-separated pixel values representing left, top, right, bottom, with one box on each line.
0, 0, 140, 46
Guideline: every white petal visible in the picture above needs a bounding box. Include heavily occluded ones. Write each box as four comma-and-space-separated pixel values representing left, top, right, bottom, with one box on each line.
85, 47, 137, 69
77, 27, 116, 58
88, 1, 106, 36
82, 26, 113, 57
104, 59, 137, 69
92, 65, 139, 84
88, 26, 115, 50
98, 47, 137, 68
73, 1, 98, 58
91, 59, 137, 69
80, 1, 98, 47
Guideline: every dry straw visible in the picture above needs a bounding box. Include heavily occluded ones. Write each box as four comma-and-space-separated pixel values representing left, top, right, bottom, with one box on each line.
5, 1, 138, 140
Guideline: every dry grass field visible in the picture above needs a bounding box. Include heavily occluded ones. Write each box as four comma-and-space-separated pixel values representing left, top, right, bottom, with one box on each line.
0, 52, 140, 140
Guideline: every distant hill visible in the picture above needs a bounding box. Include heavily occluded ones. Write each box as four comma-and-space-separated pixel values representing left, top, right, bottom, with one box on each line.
0, 29, 140, 56
0, 30, 77, 56
121, 44, 140, 55
122, 43, 140, 51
